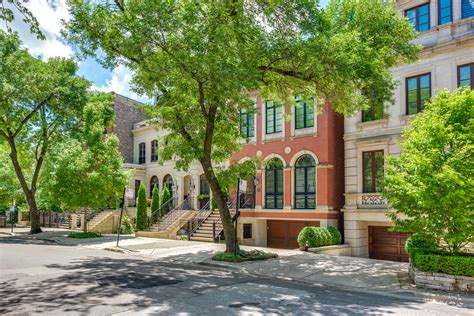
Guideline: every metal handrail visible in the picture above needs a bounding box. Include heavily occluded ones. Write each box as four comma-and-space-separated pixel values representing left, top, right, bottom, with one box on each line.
150, 196, 176, 225
188, 200, 212, 237
152, 195, 192, 231
212, 193, 246, 240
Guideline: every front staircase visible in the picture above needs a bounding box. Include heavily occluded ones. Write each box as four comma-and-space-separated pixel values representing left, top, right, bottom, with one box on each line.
189, 210, 222, 242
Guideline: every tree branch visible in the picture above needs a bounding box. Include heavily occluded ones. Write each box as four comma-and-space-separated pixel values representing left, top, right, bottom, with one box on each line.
13, 94, 55, 138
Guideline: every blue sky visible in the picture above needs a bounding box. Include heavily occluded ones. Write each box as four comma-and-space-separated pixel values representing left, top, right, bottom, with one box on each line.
8, 0, 330, 102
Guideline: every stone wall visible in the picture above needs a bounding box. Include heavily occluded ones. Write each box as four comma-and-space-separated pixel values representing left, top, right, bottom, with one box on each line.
308, 244, 352, 256
112, 93, 148, 163
409, 264, 474, 293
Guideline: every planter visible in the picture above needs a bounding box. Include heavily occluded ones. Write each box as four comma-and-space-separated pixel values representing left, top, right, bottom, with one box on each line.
307, 244, 351, 256
409, 263, 474, 293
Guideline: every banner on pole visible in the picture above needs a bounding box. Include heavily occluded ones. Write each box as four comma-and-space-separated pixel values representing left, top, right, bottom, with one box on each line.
239, 180, 247, 192
125, 188, 134, 200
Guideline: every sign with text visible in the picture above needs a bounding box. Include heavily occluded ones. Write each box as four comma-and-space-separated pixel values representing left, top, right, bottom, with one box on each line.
239, 180, 247, 192
125, 188, 135, 200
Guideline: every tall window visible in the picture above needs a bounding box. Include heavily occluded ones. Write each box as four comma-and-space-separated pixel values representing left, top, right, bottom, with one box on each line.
362, 105, 383, 122
295, 98, 314, 129
240, 108, 255, 138
458, 63, 474, 89
138, 142, 146, 164
149, 176, 158, 198
406, 73, 431, 115
265, 158, 284, 209
294, 155, 316, 209
405, 4, 430, 32
462, 0, 474, 19
363, 151, 384, 193
151, 140, 158, 162
438, 0, 452, 25
266, 100, 283, 134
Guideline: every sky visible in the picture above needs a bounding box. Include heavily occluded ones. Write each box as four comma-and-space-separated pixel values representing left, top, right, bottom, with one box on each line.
5, 0, 330, 103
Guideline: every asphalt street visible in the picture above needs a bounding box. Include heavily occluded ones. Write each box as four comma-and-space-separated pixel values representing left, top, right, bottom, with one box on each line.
0, 236, 472, 315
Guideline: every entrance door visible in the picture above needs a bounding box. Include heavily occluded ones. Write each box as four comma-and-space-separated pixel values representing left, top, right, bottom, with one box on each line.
267, 220, 320, 249
369, 226, 409, 262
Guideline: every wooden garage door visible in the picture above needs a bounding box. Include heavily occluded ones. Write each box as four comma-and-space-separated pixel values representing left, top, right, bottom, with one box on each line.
369, 226, 409, 262
267, 220, 319, 249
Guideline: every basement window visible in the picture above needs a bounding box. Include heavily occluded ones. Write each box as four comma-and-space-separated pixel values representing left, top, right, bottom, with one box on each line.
243, 224, 252, 239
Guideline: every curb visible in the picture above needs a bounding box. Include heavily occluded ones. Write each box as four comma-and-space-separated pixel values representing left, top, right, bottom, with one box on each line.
0, 231, 14, 236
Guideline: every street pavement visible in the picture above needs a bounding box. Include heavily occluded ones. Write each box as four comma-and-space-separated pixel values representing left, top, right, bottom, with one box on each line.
1, 234, 473, 315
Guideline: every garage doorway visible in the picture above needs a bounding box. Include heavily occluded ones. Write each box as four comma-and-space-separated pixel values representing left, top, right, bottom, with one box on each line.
267, 220, 320, 249
369, 226, 409, 262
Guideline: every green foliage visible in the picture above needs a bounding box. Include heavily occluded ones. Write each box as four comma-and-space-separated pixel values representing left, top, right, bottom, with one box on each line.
382, 89, 474, 254
68, 232, 102, 239
47, 93, 129, 212
0, 0, 45, 40
212, 250, 278, 263
412, 252, 474, 278
160, 187, 171, 215
120, 214, 134, 234
297, 227, 342, 247
135, 184, 148, 230
405, 235, 440, 258
151, 185, 160, 221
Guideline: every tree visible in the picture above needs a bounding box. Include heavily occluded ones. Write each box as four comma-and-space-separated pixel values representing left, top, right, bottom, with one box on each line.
151, 184, 160, 222
0, 30, 90, 233
64, 0, 419, 253
135, 183, 148, 230
48, 93, 129, 233
160, 187, 171, 216
382, 89, 474, 254
0, 0, 44, 39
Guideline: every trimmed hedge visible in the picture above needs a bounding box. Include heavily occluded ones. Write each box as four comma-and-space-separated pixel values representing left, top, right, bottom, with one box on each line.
412, 252, 474, 277
405, 236, 439, 258
297, 226, 342, 248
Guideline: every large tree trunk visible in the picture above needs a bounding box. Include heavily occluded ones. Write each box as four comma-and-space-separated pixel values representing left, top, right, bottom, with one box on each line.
201, 159, 238, 254
6, 135, 42, 234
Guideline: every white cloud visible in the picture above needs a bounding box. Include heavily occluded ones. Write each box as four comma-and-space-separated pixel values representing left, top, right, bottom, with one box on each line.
3, 0, 72, 59
92, 65, 150, 103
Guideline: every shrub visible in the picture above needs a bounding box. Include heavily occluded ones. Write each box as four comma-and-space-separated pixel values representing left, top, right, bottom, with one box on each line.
135, 183, 149, 230
412, 252, 474, 277
161, 187, 171, 215
68, 232, 102, 239
151, 184, 160, 221
405, 235, 440, 258
297, 226, 342, 248
120, 214, 134, 234
212, 250, 278, 262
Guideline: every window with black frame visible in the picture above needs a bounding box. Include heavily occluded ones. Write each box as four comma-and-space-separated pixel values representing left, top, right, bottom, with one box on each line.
266, 100, 283, 134
138, 142, 146, 164
294, 155, 316, 209
265, 158, 284, 209
240, 108, 255, 138
295, 97, 314, 129
363, 150, 384, 193
151, 140, 158, 162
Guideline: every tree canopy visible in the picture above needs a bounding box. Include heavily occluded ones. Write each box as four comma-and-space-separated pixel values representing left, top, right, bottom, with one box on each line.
382, 89, 474, 254
64, 0, 419, 252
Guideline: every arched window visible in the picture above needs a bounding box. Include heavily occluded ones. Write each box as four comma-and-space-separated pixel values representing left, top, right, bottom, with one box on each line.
265, 158, 284, 209
200, 174, 209, 195
294, 155, 316, 209
151, 140, 158, 162
138, 142, 146, 164
150, 176, 158, 197
163, 174, 174, 197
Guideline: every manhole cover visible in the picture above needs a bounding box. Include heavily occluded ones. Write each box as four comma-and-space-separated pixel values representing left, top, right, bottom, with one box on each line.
97, 272, 182, 289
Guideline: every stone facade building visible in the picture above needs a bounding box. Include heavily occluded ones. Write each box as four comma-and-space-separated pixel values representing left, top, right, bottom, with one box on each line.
342, 0, 474, 262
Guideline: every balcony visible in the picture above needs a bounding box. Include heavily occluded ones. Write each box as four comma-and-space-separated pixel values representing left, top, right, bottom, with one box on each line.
345, 192, 388, 210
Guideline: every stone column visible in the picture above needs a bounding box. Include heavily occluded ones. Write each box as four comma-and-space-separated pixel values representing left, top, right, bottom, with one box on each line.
255, 170, 262, 209
71, 214, 78, 229
284, 167, 292, 210
192, 174, 200, 210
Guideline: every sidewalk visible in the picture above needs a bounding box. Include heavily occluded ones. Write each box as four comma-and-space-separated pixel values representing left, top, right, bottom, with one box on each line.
3, 229, 473, 307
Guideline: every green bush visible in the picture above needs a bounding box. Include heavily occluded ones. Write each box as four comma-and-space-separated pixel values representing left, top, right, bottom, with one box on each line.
161, 186, 171, 215
212, 250, 278, 262
405, 236, 440, 258
151, 184, 160, 221
297, 226, 342, 248
120, 214, 134, 234
68, 232, 102, 239
135, 183, 149, 230
412, 252, 474, 277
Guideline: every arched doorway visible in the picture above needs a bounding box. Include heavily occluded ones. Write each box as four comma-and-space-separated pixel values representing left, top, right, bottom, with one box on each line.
294, 155, 316, 209
149, 176, 158, 198
163, 174, 174, 196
